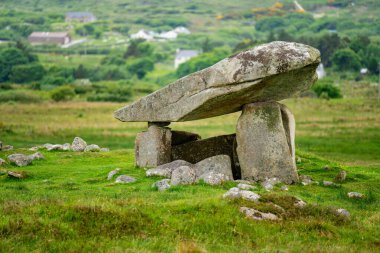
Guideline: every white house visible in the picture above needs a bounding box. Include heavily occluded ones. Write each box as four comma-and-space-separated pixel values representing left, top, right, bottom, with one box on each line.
175, 49, 199, 69
130, 30, 155, 41
158, 31, 178, 40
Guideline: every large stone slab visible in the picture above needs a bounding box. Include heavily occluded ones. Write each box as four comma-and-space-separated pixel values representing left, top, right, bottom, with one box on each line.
135, 125, 172, 167
115, 41, 320, 122
236, 102, 298, 184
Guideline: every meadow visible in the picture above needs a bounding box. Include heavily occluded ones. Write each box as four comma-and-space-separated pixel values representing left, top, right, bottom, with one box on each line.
0, 98, 379, 252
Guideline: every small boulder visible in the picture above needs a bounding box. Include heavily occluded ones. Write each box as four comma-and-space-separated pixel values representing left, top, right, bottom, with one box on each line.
194, 155, 233, 180
281, 185, 289, 191
240, 207, 279, 221
335, 170, 347, 182
47, 144, 64, 151
2, 145, 13, 151
322, 180, 335, 187
146, 160, 192, 178
62, 143, 71, 151
294, 197, 307, 208
0, 158, 6, 166
8, 171, 26, 179
29, 152, 45, 161
8, 154, 32, 167
171, 166, 196, 186
261, 177, 281, 191
336, 208, 350, 219
347, 192, 363, 199
299, 175, 315, 186
29, 146, 39, 151
84, 144, 101, 152
115, 175, 136, 184
153, 179, 171, 191
240, 190, 261, 202
223, 187, 241, 199
197, 171, 230, 185
100, 148, 110, 152
237, 183, 256, 190
107, 168, 121, 180
72, 137, 87, 152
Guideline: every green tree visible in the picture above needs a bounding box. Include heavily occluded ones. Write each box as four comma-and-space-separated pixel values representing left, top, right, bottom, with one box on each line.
332, 48, 362, 71
9, 63, 45, 83
51, 86, 76, 102
0, 47, 29, 81
127, 58, 154, 79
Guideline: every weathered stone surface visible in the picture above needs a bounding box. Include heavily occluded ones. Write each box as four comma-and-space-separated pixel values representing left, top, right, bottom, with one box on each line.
281, 185, 289, 191
171, 165, 196, 186
115, 41, 320, 122
279, 104, 296, 165
194, 155, 233, 179
335, 170, 347, 182
198, 171, 230, 185
237, 183, 256, 190
240, 190, 261, 202
8, 154, 32, 167
171, 130, 201, 146
115, 175, 136, 184
323, 180, 335, 187
294, 198, 307, 208
223, 187, 241, 199
261, 177, 282, 191
107, 168, 121, 180
146, 160, 192, 178
72, 137, 87, 152
47, 144, 64, 151
135, 125, 172, 168
236, 102, 298, 184
153, 179, 171, 191
171, 134, 240, 179
62, 143, 71, 151
240, 207, 279, 221
8, 171, 26, 179
0, 158, 6, 166
84, 144, 101, 152
347, 192, 363, 199
100, 148, 110, 152
29, 152, 45, 161
299, 175, 315, 186
336, 208, 350, 219
2, 145, 13, 151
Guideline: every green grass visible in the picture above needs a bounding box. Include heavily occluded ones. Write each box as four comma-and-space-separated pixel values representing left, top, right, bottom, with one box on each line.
0, 98, 379, 252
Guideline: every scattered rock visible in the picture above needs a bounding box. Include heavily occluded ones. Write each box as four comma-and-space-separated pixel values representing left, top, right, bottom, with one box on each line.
336, 208, 350, 219
347, 192, 363, 199
7, 170, 26, 179
29, 146, 39, 151
47, 144, 64, 151
322, 180, 335, 187
294, 198, 307, 208
171, 166, 196, 186
115, 175, 136, 184
198, 171, 230, 185
8, 154, 32, 167
153, 179, 171, 191
240, 190, 261, 202
2, 145, 13, 151
261, 177, 282, 191
0, 158, 6, 166
269, 203, 286, 213
237, 183, 256, 190
299, 175, 315, 186
84, 144, 101, 152
335, 170, 347, 182
281, 185, 289, 191
240, 207, 280, 221
71, 137, 87, 152
223, 187, 241, 199
29, 152, 45, 161
100, 148, 110, 152
107, 168, 121, 180
146, 160, 192, 178
62, 143, 71, 151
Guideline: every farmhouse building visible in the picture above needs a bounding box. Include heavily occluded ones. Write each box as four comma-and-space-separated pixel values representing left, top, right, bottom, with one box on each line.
174, 49, 199, 69
28, 32, 71, 45
65, 12, 96, 23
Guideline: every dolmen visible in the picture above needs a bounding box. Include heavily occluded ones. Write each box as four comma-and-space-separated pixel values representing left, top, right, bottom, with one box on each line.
115, 41, 321, 184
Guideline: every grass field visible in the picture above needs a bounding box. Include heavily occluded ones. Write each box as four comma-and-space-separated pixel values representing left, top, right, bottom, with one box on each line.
0, 98, 380, 252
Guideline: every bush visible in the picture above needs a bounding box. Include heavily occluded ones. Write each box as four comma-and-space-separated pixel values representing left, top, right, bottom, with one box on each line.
0, 90, 42, 103
51, 86, 76, 102
312, 80, 342, 99
9, 63, 45, 83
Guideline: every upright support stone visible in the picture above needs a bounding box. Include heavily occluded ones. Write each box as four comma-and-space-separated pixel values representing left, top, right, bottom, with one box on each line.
236, 102, 298, 184
135, 124, 172, 168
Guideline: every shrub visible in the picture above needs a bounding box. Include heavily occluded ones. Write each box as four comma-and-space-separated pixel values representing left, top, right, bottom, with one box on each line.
0, 90, 42, 103
312, 80, 342, 99
9, 63, 45, 83
51, 86, 76, 102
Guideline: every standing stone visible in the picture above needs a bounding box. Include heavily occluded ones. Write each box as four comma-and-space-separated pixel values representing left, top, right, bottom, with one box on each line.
72, 137, 87, 152
135, 125, 172, 168
279, 104, 296, 165
236, 102, 298, 184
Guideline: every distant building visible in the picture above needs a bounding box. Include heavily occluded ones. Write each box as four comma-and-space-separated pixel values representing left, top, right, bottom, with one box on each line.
130, 30, 155, 41
173, 26, 191, 34
316, 63, 326, 79
360, 68, 368, 75
28, 32, 71, 45
158, 31, 178, 40
175, 49, 199, 69
65, 12, 96, 23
